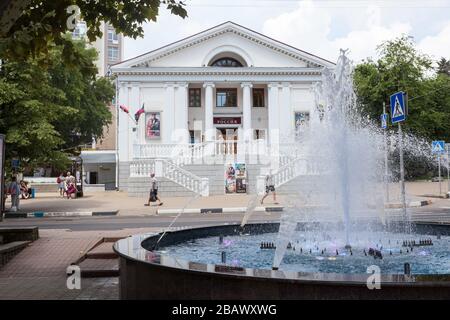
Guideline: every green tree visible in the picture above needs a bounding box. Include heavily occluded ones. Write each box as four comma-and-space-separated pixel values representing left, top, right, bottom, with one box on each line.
437, 57, 450, 76
0, 0, 187, 63
0, 37, 114, 171
354, 35, 450, 141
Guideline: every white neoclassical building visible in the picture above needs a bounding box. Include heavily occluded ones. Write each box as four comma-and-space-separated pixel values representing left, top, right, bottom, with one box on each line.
111, 21, 335, 197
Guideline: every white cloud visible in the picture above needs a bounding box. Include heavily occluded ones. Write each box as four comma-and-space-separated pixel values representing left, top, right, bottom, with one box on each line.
263, 1, 412, 63
417, 21, 450, 60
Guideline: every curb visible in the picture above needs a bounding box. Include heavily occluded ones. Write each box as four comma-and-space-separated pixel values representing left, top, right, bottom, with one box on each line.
385, 200, 432, 209
157, 206, 284, 215
4, 210, 119, 219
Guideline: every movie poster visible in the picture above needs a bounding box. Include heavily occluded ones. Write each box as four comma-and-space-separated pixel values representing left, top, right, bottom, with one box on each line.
224, 163, 247, 194
295, 112, 310, 130
235, 163, 247, 193
146, 112, 161, 139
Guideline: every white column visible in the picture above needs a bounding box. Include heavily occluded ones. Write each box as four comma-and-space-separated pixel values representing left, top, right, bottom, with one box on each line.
280, 82, 292, 141
164, 83, 176, 143
241, 82, 253, 141
117, 83, 129, 162
203, 82, 215, 141
268, 82, 280, 170
175, 82, 189, 144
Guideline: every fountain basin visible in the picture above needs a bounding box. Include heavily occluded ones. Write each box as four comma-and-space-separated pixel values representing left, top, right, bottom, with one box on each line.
114, 222, 450, 300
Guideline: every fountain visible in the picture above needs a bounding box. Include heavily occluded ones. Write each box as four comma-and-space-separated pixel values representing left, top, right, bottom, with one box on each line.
114, 50, 450, 299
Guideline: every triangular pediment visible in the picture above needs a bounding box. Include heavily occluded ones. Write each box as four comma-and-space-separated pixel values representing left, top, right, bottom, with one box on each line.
112, 21, 335, 70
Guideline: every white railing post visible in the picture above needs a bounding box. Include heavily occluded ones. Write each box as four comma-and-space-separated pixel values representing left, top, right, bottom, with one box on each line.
201, 178, 209, 196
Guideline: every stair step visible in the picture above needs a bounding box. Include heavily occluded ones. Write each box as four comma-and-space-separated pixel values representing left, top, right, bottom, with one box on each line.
0, 241, 30, 268
85, 242, 118, 259
79, 258, 119, 278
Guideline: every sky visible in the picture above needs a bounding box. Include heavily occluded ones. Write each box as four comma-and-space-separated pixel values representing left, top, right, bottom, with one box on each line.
123, 0, 450, 64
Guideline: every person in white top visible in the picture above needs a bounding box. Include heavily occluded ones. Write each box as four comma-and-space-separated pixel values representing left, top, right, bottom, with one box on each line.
145, 173, 163, 207
260, 171, 278, 205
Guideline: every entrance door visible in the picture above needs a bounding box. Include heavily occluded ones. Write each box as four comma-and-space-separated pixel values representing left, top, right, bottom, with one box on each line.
216, 128, 238, 154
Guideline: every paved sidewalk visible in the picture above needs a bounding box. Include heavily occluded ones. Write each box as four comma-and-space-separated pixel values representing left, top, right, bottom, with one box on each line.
5, 181, 446, 217
0, 227, 162, 300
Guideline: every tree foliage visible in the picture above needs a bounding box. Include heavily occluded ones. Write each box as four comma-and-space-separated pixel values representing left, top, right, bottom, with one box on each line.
354, 36, 450, 179
354, 35, 450, 141
0, 37, 114, 171
0, 0, 187, 63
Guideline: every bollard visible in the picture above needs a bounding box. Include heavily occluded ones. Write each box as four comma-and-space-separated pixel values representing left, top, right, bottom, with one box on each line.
221, 251, 226, 264
404, 263, 411, 276
31, 188, 36, 198
219, 236, 223, 245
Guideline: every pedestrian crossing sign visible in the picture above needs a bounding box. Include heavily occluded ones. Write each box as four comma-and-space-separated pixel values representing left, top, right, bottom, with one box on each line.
390, 92, 407, 124
432, 141, 445, 154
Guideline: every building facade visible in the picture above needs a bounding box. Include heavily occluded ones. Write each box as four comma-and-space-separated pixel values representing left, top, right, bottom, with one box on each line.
111, 22, 334, 197
73, 21, 124, 189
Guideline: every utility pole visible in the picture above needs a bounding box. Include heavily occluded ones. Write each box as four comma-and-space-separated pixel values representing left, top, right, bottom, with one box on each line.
398, 122, 407, 229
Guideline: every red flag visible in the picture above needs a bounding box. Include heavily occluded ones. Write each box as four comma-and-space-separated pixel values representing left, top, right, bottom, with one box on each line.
119, 105, 129, 114
134, 104, 145, 122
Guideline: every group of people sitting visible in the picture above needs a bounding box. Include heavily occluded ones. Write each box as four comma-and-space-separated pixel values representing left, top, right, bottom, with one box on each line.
57, 171, 77, 199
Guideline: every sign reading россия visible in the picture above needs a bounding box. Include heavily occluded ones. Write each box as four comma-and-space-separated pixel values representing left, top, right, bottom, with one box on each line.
213, 117, 242, 125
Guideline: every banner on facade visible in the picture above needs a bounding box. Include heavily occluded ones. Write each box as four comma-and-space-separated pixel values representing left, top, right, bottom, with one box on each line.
224, 163, 247, 194
294, 112, 310, 131
146, 112, 161, 139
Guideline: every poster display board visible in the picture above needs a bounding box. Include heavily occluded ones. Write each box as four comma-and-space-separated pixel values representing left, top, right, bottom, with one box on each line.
225, 163, 247, 194
146, 112, 161, 139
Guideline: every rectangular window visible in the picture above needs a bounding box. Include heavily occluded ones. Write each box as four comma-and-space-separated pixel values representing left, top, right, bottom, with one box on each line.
216, 88, 237, 107
108, 29, 119, 43
252, 88, 265, 107
108, 46, 119, 61
189, 88, 201, 108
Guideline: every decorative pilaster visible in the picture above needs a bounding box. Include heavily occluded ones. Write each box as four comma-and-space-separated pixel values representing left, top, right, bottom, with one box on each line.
241, 82, 253, 141
203, 82, 215, 141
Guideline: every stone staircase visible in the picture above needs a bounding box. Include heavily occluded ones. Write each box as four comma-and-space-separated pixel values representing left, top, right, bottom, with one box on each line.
75, 238, 120, 278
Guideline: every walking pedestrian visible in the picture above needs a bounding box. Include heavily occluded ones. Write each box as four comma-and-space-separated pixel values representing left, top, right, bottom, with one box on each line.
57, 172, 65, 196
145, 173, 163, 207
260, 171, 278, 205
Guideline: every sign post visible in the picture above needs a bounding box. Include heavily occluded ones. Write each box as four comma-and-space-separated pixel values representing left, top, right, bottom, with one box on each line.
390, 92, 408, 232
432, 140, 445, 195
381, 104, 389, 203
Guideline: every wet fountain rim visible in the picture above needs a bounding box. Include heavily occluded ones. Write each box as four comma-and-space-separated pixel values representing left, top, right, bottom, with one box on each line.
113, 222, 450, 285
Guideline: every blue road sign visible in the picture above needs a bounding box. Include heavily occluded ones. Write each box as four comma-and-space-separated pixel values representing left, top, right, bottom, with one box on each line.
390, 92, 407, 124
11, 159, 20, 168
432, 141, 445, 154
381, 113, 388, 129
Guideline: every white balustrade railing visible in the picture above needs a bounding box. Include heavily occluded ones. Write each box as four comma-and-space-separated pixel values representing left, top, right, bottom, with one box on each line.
257, 158, 320, 194
130, 159, 208, 196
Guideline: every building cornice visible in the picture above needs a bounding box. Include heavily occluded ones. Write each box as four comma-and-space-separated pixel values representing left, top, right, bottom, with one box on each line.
113, 67, 324, 77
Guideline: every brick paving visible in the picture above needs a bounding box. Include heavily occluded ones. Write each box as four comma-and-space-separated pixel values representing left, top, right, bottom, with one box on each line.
0, 228, 161, 300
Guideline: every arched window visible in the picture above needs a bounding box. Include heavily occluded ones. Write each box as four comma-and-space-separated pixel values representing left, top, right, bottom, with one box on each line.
210, 57, 243, 67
